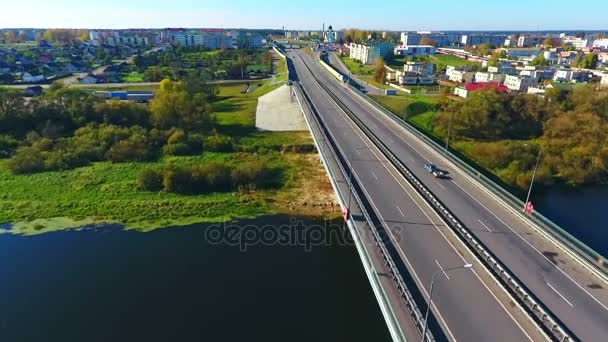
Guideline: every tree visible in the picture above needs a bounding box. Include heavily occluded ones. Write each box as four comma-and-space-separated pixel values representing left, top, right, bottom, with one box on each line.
579, 54, 598, 69
530, 54, 550, 66
420, 37, 438, 47
149, 79, 214, 131
543, 37, 559, 48
373, 57, 387, 84
5, 31, 16, 42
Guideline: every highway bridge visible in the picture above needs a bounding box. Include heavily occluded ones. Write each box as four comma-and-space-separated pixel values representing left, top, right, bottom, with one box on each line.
282, 46, 608, 341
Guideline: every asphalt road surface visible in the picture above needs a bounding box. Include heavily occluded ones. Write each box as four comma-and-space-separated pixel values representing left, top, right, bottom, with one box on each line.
298, 48, 608, 341
290, 49, 534, 341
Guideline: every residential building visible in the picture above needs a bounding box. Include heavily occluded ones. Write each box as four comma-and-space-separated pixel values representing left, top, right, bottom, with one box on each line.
517, 35, 545, 48
592, 39, 608, 50
398, 72, 420, 85
79, 74, 98, 84
349, 42, 395, 65
446, 66, 474, 83
505, 48, 542, 60
601, 73, 608, 87
475, 71, 506, 83
22, 72, 44, 83
562, 36, 590, 49
454, 82, 508, 98
394, 45, 436, 57
553, 69, 590, 83
460, 34, 506, 48
504, 75, 537, 92
284, 31, 298, 39
403, 61, 434, 76
418, 75, 436, 85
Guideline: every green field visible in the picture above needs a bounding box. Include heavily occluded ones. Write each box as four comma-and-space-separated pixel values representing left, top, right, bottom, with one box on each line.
0, 78, 335, 234
121, 71, 145, 83
376, 94, 439, 133
339, 55, 375, 75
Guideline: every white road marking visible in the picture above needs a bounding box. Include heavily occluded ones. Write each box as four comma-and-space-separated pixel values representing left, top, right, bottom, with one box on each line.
435, 259, 450, 280
478, 219, 493, 233
370, 170, 379, 180
299, 53, 532, 341
547, 282, 574, 307
395, 205, 405, 217
349, 85, 608, 314
355, 149, 361, 155
450, 179, 608, 313
434, 180, 446, 191
408, 156, 415, 162
331, 97, 530, 342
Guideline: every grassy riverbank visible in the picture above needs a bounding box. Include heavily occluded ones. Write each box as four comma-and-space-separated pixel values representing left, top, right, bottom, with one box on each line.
0, 81, 339, 234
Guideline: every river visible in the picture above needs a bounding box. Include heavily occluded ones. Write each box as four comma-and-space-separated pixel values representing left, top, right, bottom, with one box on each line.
535, 185, 608, 257
0, 216, 390, 341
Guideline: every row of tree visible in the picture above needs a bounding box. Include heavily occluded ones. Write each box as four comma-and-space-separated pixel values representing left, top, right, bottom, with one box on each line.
432, 84, 608, 187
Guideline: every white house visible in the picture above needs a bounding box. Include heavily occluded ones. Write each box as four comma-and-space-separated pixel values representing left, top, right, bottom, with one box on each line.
475, 71, 505, 83
350, 42, 395, 65
593, 39, 608, 50
504, 75, 537, 92
448, 68, 475, 83
403, 61, 434, 76
601, 74, 608, 87
22, 73, 44, 83
398, 72, 420, 85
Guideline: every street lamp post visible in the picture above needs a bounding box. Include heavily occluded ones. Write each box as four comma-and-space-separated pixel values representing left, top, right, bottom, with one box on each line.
421, 263, 473, 342
524, 147, 542, 213
444, 112, 454, 152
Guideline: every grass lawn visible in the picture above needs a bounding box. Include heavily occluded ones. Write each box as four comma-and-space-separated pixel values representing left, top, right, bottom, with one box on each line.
0, 77, 336, 233
358, 75, 392, 90
339, 55, 375, 75
376, 94, 439, 133
122, 72, 145, 83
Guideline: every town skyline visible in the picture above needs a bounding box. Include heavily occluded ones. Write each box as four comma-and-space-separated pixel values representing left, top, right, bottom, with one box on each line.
1, 0, 608, 31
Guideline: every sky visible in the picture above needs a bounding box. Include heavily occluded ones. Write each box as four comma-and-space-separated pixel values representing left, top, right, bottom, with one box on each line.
1, 0, 607, 31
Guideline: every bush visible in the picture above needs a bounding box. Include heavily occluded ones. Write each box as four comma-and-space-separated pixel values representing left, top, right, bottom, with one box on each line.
7, 147, 45, 174
0, 135, 19, 158
137, 168, 164, 191
231, 161, 273, 189
204, 134, 235, 152
162, 142, 192, 156
162, 168, 192, 193
106, 134, 151, 163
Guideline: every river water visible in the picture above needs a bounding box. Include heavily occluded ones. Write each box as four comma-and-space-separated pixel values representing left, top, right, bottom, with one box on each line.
0, 216, 390, 341
535, 185, 608, 257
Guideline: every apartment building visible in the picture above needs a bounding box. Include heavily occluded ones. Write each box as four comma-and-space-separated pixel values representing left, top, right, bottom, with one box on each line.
504, 74, 537, 91
475, 71, 506, 83
394, 45, 436, 57
350, 42, 395, 65
403, 61, 434, 76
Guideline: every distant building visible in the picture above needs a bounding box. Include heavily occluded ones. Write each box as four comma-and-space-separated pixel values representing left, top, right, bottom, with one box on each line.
394, 45, 436, 57
600, 74, 608, 87
403, 61, 434, 76
593, 39, 608, 50
553, 69, 590, 83
350, 42, 395, 65
22, 72, 44, 83
79, 75, 98, 84
446, 66, 474, 83
504, 75, 537, 92
562, 36, 590, 49
517, 35, 545, 48
475, 71, 506, 83
454, 82, 508, 98
23, 85, 43, 97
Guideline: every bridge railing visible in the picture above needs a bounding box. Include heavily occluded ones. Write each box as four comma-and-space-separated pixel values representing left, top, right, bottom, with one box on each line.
349, 82, 608, 283
320, 79, 573, 341
293, 82, 434, 342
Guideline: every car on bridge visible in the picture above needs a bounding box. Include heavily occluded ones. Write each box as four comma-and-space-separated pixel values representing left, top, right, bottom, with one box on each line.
424, 163, 450, 179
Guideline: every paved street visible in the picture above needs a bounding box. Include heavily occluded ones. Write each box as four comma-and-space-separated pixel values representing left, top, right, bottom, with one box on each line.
296, 48, 608, 341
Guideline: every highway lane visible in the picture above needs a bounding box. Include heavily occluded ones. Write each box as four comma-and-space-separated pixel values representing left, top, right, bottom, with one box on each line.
289, 50, 533, 341
309, 49, 608, 340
